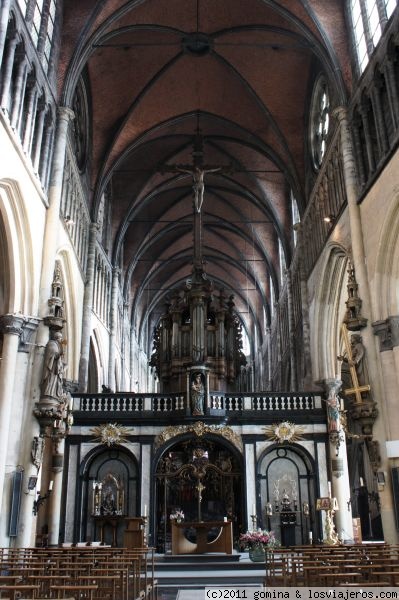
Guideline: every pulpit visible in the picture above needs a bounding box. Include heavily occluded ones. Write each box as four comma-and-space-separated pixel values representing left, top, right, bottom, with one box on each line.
171, 520, 233, 554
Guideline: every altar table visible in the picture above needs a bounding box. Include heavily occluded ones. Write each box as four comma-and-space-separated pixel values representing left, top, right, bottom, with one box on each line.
171, 520, 233, 554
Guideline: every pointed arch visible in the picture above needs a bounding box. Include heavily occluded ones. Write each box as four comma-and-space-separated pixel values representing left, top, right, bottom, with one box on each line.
310, 243, 349, 381
374, 185, 399, 318
0, 179, 36, 314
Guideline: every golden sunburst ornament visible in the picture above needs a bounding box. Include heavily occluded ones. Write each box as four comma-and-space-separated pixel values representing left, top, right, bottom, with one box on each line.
90, 423, 133, 446
264, 421, 304, 444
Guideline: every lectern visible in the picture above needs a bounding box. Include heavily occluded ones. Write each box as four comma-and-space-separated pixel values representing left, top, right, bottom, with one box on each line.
123, 517, 145, 548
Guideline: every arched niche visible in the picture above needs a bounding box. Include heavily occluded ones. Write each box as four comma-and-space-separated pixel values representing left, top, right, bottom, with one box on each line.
258, 444, 318, 546
77, 446, 138, 546
153, 434, 244, 553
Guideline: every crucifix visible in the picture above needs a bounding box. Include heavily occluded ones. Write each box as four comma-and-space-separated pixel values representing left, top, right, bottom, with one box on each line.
339, 323, 371, 403
160, 129, 232, 268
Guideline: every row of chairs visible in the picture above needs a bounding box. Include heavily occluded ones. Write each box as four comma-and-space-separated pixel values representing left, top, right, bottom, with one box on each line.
0, 546, 156, 600
265, 543, 399, 587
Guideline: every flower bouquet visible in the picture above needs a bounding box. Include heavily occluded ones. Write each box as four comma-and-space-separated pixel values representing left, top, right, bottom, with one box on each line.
239, 529, 278, 550
239, 530, 279, 561
170, 509, 184, 523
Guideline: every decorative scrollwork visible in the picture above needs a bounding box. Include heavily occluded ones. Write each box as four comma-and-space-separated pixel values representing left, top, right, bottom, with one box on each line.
154, 421, 243, 452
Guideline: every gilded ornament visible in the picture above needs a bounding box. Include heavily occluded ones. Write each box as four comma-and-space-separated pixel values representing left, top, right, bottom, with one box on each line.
154, 421, 242, 452
90, 423, 133, 447
264, 421, 304, 444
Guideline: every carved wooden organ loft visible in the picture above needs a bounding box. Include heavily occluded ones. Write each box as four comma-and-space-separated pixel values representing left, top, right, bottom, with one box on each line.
150, 264, 246, 393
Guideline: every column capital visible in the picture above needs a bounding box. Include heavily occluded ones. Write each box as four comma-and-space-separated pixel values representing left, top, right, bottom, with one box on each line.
0, 314, 26, 336
373, 316, 399, 351
332, 105, 349, 123
19, 316, 41, 352
323, 377, 343, 397
57, 106, 75, 123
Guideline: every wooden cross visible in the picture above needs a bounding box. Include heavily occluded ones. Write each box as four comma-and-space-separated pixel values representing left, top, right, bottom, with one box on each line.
341, 323, 370, 403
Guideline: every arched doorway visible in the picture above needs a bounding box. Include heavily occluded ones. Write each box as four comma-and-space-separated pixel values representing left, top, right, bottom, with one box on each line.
154, 436, 243, 553
78, 447, 138, 546
258, 445, 318, 546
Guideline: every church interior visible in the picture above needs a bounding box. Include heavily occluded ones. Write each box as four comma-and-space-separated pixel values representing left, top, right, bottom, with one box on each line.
1, 0, 399, 594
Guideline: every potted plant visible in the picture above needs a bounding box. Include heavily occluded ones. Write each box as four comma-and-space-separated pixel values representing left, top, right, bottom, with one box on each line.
239, 529, 279, 562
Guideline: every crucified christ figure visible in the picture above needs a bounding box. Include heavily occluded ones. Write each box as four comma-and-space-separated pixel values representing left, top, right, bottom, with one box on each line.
176, 165, 222, 213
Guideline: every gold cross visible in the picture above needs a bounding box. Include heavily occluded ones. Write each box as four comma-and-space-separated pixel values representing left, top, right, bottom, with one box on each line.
341, 323, 370, 403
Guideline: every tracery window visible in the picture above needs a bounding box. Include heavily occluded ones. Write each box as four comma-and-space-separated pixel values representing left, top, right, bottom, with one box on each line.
309, 76, 330, 170
350, 0, 397, 73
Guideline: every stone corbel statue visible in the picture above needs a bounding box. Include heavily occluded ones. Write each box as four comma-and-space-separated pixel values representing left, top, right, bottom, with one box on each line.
40, 331, 65, 407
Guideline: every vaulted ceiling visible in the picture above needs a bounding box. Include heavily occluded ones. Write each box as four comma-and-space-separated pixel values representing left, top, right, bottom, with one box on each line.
60, 0, 352, 353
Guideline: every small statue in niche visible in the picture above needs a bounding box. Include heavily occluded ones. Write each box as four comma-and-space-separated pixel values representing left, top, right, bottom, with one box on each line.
190, 372, 205, 416
102, 487, 117, 515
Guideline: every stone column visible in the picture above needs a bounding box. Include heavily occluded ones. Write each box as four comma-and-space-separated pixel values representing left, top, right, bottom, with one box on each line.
48, 438, 65, 546
245, 443, 257, 530
334, 106, 393, 541
32, 101, 47, 173
359, 104, 376, 174
296, 223, 313, 389
266, 326, 272, 390
351, 120, 366, 187
108, 267, 120, 391
370, 86, 388, 156
22, 81, 38, 153
0, 314, 25, 515
10, 55, 28, 131
382, 60, 399, 131
0, 33, 17, 109
39, 117, 54, 187
0, 0, 12, 68
324, 378, 354, 542
37, 106, 74, 330
78, 224, 98, 392
286, 268, 298, 390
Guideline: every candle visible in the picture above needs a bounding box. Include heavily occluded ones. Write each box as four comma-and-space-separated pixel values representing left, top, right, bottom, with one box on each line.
309, 531, 313, 543
328, 481, 332, 497
360, 477, 364, 487
69, 396, 74, 411
143, 504, 147, 517
49, 480, 53, 491
252, 503, 256, 515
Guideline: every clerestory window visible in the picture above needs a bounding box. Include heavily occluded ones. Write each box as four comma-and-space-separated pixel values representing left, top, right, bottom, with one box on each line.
350, 0, 397, 73
17, 0, 57, 73
309, 76, 330, 171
